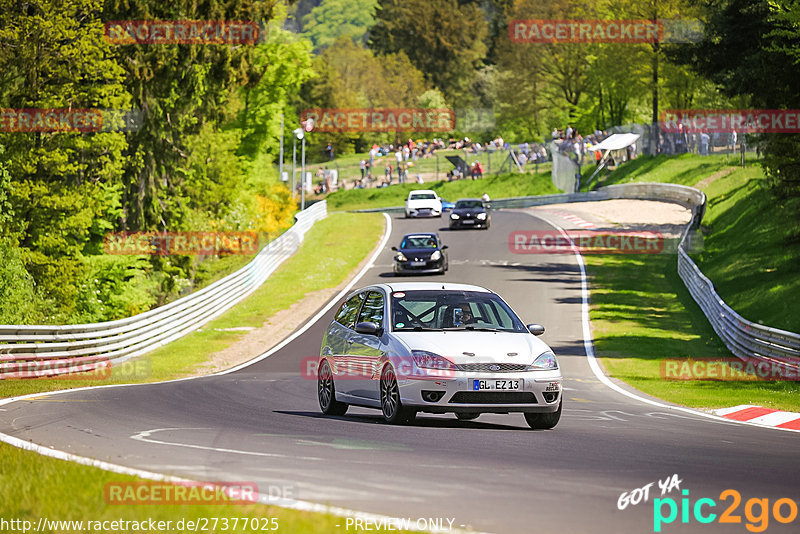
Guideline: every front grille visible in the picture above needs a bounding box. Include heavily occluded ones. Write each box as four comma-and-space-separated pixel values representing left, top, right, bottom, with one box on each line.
456, 363, 528, 372
449, 392, 538, 404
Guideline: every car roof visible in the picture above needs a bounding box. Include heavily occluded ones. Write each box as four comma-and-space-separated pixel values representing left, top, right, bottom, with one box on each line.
408, 189, 436, 195
384, 282, 491, 293
401, 232, 437, 239
342, 282, 493, 302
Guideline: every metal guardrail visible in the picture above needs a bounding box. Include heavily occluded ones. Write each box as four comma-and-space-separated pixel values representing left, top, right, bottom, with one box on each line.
355, 184, 800, 370
0, 201, 328, 379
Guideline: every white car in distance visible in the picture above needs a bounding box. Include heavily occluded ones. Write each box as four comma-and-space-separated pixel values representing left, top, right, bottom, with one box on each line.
405, 190, 443, 218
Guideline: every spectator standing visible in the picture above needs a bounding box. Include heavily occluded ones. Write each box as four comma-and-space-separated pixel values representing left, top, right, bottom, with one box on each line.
359, 159, 366, 179
700, 131, 710, 155
369, 144, 379, 168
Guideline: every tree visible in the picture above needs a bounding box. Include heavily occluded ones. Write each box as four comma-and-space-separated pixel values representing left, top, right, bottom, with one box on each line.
102, 0, 276, 231
0, 0, 130, 318
679, 0, 800, 196
302, 0, 378, 51
301, 37, 429, 152
369, 0, 488, 102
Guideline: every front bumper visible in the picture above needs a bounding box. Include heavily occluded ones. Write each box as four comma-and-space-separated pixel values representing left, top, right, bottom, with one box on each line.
397, 369, 562, 413
406, 207, 441, 217
449, 217, 488, 229
393, 258, 445, 274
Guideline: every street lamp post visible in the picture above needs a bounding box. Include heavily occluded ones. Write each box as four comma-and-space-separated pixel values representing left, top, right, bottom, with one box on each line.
292, 127, 304, 209
301, 134, 306, 210
292, 135, 297, 202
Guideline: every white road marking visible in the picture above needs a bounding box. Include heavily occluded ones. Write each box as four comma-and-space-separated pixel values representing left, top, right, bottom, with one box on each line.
131, 428, 324, 461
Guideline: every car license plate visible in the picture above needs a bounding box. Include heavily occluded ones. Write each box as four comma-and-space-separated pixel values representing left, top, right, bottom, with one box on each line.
462, 219, 475, 225
409, 261, 426, 267
473, 379, 521, 391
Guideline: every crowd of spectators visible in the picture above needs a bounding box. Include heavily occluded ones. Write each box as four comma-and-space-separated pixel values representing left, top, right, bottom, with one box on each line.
658, 126, 738, 156
551, 126, 616, 166
312, 135, 555, 192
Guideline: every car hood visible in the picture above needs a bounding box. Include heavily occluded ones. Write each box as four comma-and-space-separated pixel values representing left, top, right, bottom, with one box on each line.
452, 207, 486, 216
391, 331, 551, 364
406, 198, 441, 209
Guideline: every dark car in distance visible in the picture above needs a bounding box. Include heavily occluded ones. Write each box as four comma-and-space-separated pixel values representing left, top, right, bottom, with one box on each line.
449, 198, 490, 229
392, 233, 449, 275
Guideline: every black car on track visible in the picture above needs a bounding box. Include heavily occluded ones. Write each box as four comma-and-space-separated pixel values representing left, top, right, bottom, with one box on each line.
449, 198, 491, 229
391, 233, 449, 275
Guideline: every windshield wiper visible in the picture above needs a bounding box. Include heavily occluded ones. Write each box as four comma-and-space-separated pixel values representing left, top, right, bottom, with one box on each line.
442, 326, 503, 332
396, 326, 443, 332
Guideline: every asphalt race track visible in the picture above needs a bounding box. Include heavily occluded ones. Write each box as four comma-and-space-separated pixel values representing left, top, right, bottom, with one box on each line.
2, 210, 798, 533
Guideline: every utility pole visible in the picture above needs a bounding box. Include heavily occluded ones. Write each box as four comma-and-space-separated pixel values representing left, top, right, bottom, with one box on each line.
301, 134, 306, 211
292, 135, 297, 203
279, 114, 284, 184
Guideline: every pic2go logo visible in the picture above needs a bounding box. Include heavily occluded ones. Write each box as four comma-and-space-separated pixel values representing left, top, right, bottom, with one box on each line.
653, 489, 799, 532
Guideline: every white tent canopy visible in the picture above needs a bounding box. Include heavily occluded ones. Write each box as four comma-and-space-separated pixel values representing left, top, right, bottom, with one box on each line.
587, 133, 640, 152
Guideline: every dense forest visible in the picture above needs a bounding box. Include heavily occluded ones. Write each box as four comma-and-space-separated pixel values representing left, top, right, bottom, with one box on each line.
0, 0, 798, 324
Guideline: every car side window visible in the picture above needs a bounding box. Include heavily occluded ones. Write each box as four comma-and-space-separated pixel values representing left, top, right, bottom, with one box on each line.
335, 293, 366, 329
357, 291, 384, 328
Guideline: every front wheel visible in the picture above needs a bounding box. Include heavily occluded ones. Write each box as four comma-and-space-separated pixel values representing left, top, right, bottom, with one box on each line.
380, 366, 416, 424
524, 401, 561, 430
318, 360, 348, 416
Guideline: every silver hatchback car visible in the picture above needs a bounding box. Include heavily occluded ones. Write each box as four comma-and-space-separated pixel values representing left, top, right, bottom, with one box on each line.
318, 282, 563, 429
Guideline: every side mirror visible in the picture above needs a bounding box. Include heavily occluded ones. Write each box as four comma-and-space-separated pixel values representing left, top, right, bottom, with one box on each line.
441, 245, 449, 250
527, 323, 545, 336
355, 321, 381, 336
391, 246, 398, 251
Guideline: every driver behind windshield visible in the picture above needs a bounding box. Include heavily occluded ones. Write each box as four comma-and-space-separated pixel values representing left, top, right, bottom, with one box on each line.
454, 303, 475, 326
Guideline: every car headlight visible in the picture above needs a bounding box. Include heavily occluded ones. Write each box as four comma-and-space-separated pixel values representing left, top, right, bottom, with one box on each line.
529, 351, 559, 370
412, 350, 457, 370
450, 213, 460, 219
430, 250, 442, 261
477, 212, 487, 220
396, 252, 407, 261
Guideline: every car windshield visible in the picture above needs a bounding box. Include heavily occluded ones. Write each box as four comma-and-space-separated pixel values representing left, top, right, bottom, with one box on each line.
400, 236, 438, 249
455, 200, 483, 209
410, 193, 436, 200
390, 290, 527, 332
